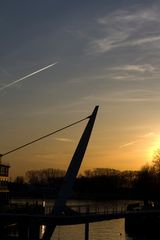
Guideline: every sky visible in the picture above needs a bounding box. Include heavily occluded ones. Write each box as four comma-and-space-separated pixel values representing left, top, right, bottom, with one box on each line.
1, 0, 160, 178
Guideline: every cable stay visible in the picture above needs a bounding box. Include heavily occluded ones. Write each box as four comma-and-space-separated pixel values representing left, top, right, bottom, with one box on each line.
1, 115, 90, 158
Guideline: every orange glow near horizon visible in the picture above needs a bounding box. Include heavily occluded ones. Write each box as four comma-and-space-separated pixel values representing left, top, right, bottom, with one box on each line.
2, 111, 160, 178
4, 125, 160, 179
147, 135, 160, 164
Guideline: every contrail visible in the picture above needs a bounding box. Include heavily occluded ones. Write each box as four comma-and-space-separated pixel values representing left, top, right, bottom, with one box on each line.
0, 62, 58, 91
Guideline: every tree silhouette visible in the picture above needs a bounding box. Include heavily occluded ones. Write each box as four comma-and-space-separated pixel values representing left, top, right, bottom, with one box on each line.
152, 148, 160, 174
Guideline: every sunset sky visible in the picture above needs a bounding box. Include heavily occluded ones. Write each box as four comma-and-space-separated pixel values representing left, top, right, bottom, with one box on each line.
1, 0, 160, 178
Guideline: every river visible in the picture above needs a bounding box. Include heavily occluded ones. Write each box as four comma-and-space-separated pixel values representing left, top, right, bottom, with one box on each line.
51, 219, 126, 240
51, 217, 158, 240
48, 200, 148, 240
11, 198, 157, 239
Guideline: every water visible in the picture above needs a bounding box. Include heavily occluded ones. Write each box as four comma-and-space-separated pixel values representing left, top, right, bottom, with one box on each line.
45, 199, 139, 240
52, 219, 126, 240
11, 198, 156, 239
51, 219, 159, 240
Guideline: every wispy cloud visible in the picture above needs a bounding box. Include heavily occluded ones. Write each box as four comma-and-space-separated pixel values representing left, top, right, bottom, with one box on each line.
131, 36, 160, 46
120, 141, 138, 148
54, 137, 73, 143
108, 64, 155, 81
90, 35, 160, 54
88, 7, 160, 54
98, 8, 160, 26
109, 64, 155, 73
67, 64, 156, 84
34, 153, 56, 160
90, 32, 128, 53
120, 132, 155, 148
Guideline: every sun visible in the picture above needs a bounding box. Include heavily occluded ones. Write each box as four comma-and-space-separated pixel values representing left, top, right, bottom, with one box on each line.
147, 135, 160, 163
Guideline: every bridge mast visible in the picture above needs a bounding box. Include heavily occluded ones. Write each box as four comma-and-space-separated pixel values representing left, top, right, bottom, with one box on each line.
42, 106, 99, 240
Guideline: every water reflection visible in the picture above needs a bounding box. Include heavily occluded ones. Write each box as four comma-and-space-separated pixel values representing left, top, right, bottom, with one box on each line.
51, 219, 126, 240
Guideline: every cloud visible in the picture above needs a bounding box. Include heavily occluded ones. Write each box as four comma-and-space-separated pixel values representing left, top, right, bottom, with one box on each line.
130, 36, 160, 46
108, 64, 155, 81
109, 64, 155, 73
90, 32, 128, 53
120, 132, 156, 148
88, 7, 160, 54
98, 8, 160, 25
67, 64, 156, 85
34, 153, 56, 160
54, 137, 73, 143
120, 141, 138, 148
112, 75, 135, 81
90, 35, 160, 54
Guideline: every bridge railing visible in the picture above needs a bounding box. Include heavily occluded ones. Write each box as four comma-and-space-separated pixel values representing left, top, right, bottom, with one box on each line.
44, 204, 127, 216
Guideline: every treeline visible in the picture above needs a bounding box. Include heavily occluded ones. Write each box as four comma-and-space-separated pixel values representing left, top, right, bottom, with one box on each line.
9, 152, 160, 200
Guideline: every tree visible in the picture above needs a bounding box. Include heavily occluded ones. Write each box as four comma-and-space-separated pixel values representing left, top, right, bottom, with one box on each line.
25, 168, 65, 185
152, 148, 160, 174
135, 164, 155, 204
14, 176, 25, 184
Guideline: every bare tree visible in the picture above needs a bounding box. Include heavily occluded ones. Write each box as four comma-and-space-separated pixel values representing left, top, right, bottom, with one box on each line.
25, 168, 65, 184
152, 148, 160, 174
